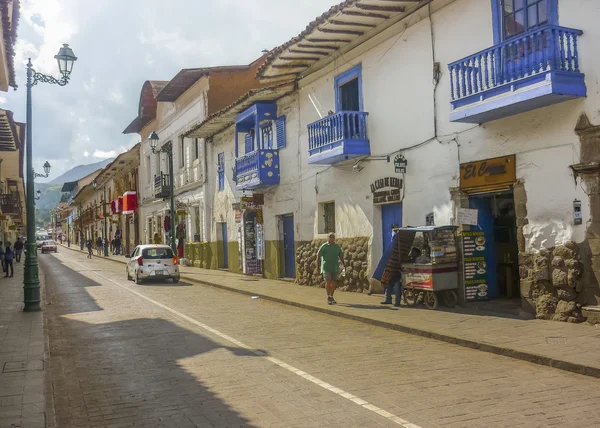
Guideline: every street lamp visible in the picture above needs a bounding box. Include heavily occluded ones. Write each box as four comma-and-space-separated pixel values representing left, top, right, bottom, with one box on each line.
23, 44, 77, 312
92, 179, 109, 257
149, 131, 176, 253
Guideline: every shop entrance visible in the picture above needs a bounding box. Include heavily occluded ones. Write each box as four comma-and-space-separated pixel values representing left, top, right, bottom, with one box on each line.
469, 191, 519, 299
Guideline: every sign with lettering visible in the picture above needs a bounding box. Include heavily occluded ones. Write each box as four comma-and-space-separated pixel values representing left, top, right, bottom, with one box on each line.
459, 155, 516, 190
394, 155, 407, 174
241, 196, 258, 210
463, 231, 490, 302
370, 177, 403, 205
457, 208, 478, 226
256, 223, 264, 260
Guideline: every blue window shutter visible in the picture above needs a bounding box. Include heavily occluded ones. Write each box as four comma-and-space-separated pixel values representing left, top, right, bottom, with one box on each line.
244, 133, 253, 154
276, 116, 286, 148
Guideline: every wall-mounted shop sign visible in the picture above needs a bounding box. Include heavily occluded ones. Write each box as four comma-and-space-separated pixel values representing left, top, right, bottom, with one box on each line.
241, 196, 262, 210
460, 155, 516, 190
394, 155, 407, 174
370, 177, 403, 205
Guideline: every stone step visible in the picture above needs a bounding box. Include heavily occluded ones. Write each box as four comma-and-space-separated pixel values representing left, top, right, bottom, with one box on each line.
582, 306, 600, 324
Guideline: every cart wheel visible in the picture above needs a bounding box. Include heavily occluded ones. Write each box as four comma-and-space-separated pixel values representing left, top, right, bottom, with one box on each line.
424, 291, 439, 310
443, 290, 458, 308
403, 289, 417, 307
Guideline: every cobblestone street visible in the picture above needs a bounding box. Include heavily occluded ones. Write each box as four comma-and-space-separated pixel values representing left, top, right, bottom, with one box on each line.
41, 250, 600, 428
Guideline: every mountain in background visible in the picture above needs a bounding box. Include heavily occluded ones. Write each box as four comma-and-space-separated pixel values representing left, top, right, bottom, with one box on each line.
48, 158, 113, 186
34, 158, 115, 223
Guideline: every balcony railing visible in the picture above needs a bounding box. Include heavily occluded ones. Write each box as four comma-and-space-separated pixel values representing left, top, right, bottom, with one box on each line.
154, 173, 171, 199
0, 193, 21, 217
449, 25, 582, 102
235, 150, 279, 190
307, 111, 369, 164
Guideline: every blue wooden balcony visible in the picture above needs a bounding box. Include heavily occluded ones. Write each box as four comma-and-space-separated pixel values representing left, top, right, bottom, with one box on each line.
307, 111, 369, 164
235, 149, 280, 191
449, 25, 586, 124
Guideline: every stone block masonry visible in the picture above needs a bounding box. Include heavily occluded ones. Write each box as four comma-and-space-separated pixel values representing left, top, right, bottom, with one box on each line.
519, 242, 586, 323
296, 237, 370, 292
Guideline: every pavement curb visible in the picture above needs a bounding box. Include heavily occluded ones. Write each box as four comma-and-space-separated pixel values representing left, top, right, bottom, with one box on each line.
60, 244, 600, 379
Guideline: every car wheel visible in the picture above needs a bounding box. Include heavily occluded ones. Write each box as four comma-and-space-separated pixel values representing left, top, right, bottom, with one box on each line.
172, 277, 179, 284
135, 273, 143, 284
126, 268, 132, 281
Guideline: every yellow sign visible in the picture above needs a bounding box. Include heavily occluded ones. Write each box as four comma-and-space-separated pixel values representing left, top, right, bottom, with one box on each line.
8, 225, 16, 230
460, 155, 516, 190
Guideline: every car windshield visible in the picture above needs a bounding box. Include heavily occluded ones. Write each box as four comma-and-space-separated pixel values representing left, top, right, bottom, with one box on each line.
142, 247, 174, 259
44, 241, 56, 245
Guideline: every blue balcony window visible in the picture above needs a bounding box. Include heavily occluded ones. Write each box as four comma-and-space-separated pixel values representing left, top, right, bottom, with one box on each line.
307, 111, 370, 165
449, 24, 585, 123
234, 101, 280, 190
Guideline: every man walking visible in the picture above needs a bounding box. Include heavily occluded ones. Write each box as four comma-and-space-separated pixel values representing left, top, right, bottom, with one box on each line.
317, 233, 345, 305
14, 237, 23, 263
86, 238, 93, 259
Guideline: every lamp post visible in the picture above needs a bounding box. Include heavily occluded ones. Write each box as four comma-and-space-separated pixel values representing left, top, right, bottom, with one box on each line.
149, 131, 176, 253
24, 44, 77, 312
92, 180, 109, 257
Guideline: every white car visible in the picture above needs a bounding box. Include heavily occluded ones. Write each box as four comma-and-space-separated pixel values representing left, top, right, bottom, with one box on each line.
126, 244, 180, 284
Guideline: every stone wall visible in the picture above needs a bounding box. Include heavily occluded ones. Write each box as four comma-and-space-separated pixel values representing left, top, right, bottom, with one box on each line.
296, 237, 370, 292
519, 242, 586, 323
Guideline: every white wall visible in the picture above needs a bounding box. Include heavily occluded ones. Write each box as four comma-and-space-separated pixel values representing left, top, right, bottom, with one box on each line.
265, 0, 599, 274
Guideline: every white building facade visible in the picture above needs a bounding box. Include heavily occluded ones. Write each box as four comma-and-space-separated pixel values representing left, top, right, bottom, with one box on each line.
186, 0, 600, 321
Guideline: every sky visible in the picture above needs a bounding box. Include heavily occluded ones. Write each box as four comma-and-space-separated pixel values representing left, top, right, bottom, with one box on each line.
4, 0, 337, 182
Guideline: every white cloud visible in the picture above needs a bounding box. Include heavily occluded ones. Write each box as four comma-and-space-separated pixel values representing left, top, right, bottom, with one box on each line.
4, 0, 338, 178
93, 150, 116, 159
0, 97, 7, 104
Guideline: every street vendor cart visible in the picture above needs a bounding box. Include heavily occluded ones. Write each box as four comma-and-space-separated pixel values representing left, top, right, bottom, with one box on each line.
397, 226, 459, 310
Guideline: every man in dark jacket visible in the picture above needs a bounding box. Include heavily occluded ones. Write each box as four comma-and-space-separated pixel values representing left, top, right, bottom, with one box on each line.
14, 238, 23, 263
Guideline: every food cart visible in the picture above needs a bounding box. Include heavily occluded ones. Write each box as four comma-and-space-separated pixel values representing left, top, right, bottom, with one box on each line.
397, 226, 459, 310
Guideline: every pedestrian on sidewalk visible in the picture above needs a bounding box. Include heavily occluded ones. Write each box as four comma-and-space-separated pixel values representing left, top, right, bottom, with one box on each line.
14, 237, 23, 263
317, 232, 346, 305
96, 236, 102, 256
0, 241, 5, 274
4, 242, 14, 278
110, 237, 115, 254
86, 239, 93, 259
114, 236, 121, 256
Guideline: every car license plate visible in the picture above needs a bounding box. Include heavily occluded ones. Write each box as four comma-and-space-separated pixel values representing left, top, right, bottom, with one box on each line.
155, 270, 164, 276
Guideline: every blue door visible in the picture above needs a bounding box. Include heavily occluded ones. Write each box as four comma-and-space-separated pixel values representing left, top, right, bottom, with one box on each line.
221, 223, 229, 269
282, 215, 295, 278
381, 203, 402, 253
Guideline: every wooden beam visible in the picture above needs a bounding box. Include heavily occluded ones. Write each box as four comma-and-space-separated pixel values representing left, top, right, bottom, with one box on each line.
341, 10, 389, 20
319, 28, 365, 36
328, 19, 377, 28
271, 64, 310, 69
279, 56, 322, 61
289, 49, 330, 56
298, 43, 339, 50
260, 72, 300, 80
305, 38, 352, 44
355, 3, 405, 13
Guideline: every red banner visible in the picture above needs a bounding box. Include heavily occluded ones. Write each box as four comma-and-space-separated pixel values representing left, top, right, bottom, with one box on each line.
122, 191, 137, 215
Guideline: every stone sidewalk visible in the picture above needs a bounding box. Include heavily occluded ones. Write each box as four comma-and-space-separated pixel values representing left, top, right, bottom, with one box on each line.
0, 259, 54, 428
62, 244, 600, 378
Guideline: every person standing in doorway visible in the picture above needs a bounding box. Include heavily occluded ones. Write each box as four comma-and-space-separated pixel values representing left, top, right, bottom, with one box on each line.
153, 233, 162, 245
13, 237, 23, 263
317, 232, 345, 305
4, 242, 14, 278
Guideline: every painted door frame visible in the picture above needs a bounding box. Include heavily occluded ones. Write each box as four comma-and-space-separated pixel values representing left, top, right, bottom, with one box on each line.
281, 214, 296, 278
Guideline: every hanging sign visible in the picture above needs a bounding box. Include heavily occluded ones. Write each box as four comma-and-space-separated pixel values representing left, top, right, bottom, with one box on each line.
462, 231, 490, 302
253, 193, 265, 206
460, 155, 516, 190
234, 209, 242, 223
457, 208, 478, 226
394, 155, 407, 174
370, 177, 403, 205
241, 196, 259, 210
